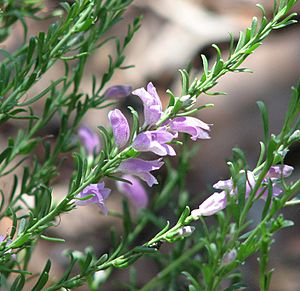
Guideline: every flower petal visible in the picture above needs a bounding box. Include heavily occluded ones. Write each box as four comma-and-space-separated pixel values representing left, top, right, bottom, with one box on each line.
191, 191, 227, 217
78, 126, 100, 154
104, 85, 132, 99
117, 175, 148, 208
117, 158, 163, 187
132, 82, 163, 126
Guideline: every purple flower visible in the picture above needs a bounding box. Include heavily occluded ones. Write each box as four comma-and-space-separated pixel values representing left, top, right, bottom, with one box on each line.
191, 191, 227, 218
259, 165, 294, 199
75, 182, 111, 215
213, 171, 256, 198
132, 129, 176, 156
169, 116, 211, 140
193, 164, 294, 218
266, 165, 294, 179
214, 165, 294, 201
117, 158, 164, 187
116, 175, 148, 208
108, 109, 130, 148
132, 82, 163, 126
78, 126, 100, 154
104, 85, 132, 99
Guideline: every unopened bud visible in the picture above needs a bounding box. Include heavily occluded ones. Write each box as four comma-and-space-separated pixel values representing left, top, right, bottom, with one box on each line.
288, 130, 300, 144
222, 249, 237, 266
176, 226, 195, 238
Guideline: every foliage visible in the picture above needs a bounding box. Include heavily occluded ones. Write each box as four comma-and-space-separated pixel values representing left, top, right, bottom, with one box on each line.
0, 0, 299, 290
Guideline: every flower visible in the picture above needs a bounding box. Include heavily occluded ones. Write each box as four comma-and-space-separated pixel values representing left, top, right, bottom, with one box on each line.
265, 165, 294, 179
117, 158, 164, 187
75, 182, 111, 215
214, 165, 293, 199
108, 109, 130, 148
78, 126, 100, 154
191, 191, 227, 218
192, 164, 294, 218
132, 129, 176, 156
213, 171, 256, 198
132, 82, 163, 126
104, 85, 132, 99
116, 175, 148, 208
169, 116, 211, 140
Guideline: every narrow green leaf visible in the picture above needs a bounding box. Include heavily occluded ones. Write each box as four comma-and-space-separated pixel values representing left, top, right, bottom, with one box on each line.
32, 260, 51, 291
257, 101, 269, 144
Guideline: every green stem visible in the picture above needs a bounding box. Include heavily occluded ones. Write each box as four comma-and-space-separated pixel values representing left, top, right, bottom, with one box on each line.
140, 240, 205, 291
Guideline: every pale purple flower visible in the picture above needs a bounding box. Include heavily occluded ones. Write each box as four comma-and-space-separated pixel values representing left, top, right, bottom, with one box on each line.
104, 85, 132, 99
108, 109, 130, 148
117, 158, 164, 187
75, 182, 111, 215
116, 175, 148, 208
214, 165, 294, 201
191, 191, 227, 218
78, 126, 100, 154
132, 82, 163, 126
132, 129, 176, 156
260, 165, 294, 199
169, 116, 211, 140
193, 165, 294, 218
266, 165, 294, 179
213, 171, 256, 198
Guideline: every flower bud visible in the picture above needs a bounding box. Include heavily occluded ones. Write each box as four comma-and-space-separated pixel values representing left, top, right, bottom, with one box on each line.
175, 226, 195, 238
222, 249, 237, 266
108, 109, 130, 148
104, 85, 132, 99
288, 129, 300, 144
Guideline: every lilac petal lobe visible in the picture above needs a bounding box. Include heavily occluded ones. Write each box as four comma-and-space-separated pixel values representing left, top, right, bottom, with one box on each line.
78, 126, 100, 154
117, 175, 148, 208
104, 85, 132, 99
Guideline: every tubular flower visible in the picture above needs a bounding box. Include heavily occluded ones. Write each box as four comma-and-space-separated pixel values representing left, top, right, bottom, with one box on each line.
214, 165, 294, 200
193, 164, 294, 218
108, 109, 130, 148
265, 165, 294, 179
116, 175, 148, 208
132, 82, 162, 126
117, 158, 164, 187
213, 170, 256, 198
169, 116, 211, 140
75, 182, 111, 215
104, 85, 132, 99
132, 129, 176, 156
78, 126, 100, 154
191, 191, 227, 218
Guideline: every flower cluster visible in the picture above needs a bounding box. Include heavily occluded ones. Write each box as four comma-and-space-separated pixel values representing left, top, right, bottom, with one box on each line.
191, 165, 293, 218
75, 83, 211, 213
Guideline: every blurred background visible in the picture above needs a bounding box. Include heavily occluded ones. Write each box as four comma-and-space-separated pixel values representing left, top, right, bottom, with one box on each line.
0, 0, 300, 290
